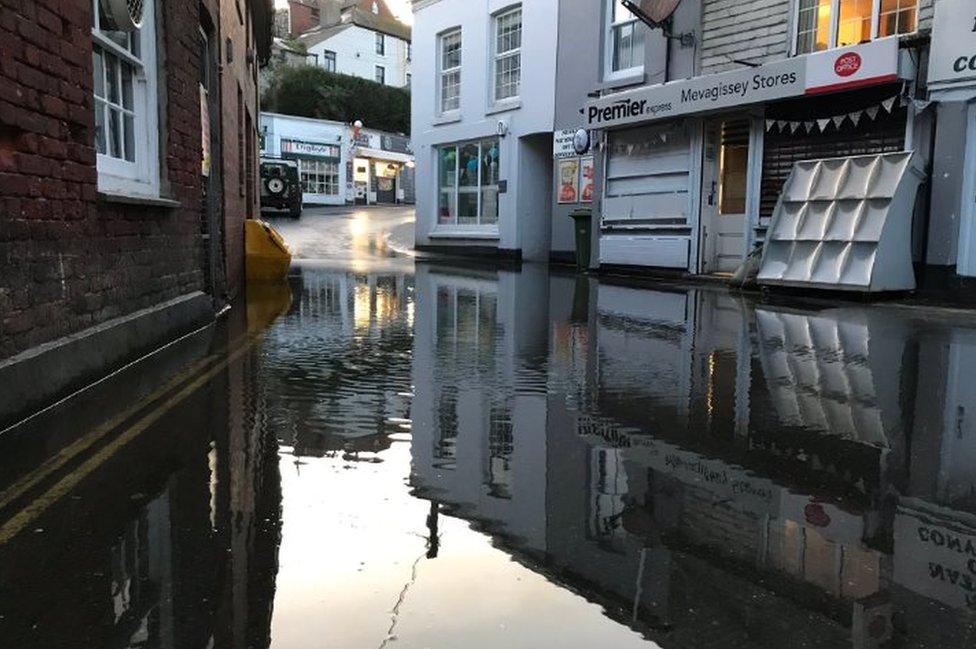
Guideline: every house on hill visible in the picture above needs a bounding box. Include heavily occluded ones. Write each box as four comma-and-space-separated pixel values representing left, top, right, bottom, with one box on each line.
283, 0, 411, 88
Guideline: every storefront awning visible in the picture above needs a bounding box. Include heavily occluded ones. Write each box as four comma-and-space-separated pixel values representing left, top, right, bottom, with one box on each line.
353, 147, 414, 164
582, 38, 903, 130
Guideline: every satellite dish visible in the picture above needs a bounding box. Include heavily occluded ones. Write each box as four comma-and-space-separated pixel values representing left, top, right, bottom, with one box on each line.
101, 0, 144, 31
622, 0, 682, 26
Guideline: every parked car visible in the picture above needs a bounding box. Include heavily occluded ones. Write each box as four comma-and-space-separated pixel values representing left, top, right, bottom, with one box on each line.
260, 158, 302, 219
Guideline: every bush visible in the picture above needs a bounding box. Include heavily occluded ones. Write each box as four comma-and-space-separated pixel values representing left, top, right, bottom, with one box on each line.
262, 65, 410, 134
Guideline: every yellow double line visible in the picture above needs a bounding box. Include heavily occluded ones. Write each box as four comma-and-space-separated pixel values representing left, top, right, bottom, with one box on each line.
0, 336, 257, 545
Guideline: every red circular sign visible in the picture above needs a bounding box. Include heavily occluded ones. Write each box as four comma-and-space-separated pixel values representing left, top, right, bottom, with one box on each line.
834, 52, 862, 77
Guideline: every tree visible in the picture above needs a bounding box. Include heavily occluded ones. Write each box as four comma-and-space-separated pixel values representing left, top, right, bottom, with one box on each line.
262, 65, 411, 134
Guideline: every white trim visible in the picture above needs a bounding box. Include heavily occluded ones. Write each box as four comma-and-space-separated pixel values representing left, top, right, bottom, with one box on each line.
490, 5, 522, 105
429, 228, 501, 239
604, 0, 644, 83
93, 0, 161, 199
791, 0, 919, 56
437, 27, 462, 115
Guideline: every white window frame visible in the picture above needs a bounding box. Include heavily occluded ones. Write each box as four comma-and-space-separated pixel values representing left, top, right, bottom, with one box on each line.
604, 0, 645, 82
435, 138, 501, 231
791, 0, 919, 56
490, 6, 522, 105
92, 0, 161, 198
437, 28, 462, 116
298, 158, 340, 197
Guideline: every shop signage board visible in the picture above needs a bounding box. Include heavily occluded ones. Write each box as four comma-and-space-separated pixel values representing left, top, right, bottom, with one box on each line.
928, 0, 976, 90
554, 129, 578, 158
893, 507, 976, 610
583, 39, 901, 129
281, 139, 340, 159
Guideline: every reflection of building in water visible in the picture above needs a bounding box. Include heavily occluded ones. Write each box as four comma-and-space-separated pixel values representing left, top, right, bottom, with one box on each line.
262, 267, 414, 457
0, 322, 282, 649
410, 266, 976, 648
411, 262, 549, 552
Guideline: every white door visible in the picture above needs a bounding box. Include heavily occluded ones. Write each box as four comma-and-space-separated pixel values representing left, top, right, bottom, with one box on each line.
700, 118, 750, 274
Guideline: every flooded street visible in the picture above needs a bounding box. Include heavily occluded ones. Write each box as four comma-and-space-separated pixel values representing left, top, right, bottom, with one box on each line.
3, 209, 976, 648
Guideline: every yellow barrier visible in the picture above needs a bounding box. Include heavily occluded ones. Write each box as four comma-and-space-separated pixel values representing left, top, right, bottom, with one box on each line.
245, 219, 292, 281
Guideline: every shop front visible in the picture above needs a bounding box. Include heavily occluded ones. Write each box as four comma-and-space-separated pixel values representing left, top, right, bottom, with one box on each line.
281, 139, 343, 205
928, 0, 976, 278
350, 129, 415, 205
259, 113, 349, 207
583, 38, 919, 277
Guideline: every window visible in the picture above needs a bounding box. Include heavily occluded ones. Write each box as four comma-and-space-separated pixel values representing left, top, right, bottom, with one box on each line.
375, 65, 385, 84
92, 0, 160, 196
407, 43, 412, 61
492, 7, 521, 102
376, 32, 385, 55
605, 0, 644, 77
878, 0, 917, 37
439, 29, 462, 113
406, 73, 411, 87
245, 109, 255, 209
437, 138, 500, 226
794, 0, 917, 55
323, 50, 336, 72
299, 159, 339, 195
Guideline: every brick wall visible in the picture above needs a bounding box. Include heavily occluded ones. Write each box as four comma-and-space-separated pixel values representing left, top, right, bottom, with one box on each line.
222, 0, 262, 299
0, 0, 207, 361
700, 0, 936, 75
288, 0, 319, 35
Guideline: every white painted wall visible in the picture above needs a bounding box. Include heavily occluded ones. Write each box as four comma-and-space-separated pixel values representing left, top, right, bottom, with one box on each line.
412, 0, 558, 259
259, 112, 350, 205
307, 24, 411, 87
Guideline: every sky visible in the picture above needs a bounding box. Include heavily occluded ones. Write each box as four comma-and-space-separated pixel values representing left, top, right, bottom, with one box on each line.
273, 0, 414, 24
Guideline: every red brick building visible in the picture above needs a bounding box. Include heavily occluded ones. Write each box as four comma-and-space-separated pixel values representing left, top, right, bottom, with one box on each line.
0, 0, 271, 425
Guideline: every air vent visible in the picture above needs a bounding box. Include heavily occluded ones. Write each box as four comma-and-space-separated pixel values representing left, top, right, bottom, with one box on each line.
101, 0, 144, 31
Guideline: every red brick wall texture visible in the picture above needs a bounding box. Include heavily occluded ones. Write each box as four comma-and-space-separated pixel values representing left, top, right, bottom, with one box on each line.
0, 0, 212, 361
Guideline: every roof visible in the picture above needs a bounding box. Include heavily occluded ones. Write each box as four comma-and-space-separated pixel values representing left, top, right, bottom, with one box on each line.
296, 0, 411, 43
298, 23, 353, 49
344, 7, 411, 42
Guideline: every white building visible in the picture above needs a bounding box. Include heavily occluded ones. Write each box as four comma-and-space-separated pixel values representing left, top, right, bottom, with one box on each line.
296, 0, 411, 88
260, 112, 415, 206
411, 0, 558, 261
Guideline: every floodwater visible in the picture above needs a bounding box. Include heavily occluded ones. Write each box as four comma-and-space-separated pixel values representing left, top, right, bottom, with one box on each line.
3, 220, 976, 648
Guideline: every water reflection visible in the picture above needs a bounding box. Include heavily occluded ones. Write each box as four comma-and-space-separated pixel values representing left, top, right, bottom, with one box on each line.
411, 264, 976, 648
0, 296, 284, 649
4, 259, 976, 648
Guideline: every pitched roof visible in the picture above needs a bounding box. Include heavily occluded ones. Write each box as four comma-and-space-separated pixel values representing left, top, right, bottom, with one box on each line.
298, 22, 353, 49
342, 1, 411, 42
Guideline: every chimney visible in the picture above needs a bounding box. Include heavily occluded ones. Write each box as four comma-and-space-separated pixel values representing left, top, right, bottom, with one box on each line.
319, 0, 343, 27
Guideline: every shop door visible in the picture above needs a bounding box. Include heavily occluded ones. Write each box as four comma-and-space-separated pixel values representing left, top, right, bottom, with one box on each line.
375, 161, 398, 203
700, 118, 750, 274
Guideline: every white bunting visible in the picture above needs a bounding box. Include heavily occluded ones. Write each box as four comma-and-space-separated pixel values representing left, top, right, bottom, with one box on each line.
849, 111, 861, 126
778, 120, 790, 131
817, 118, 830, 132
865, 106, 879, 120
882, 97, 896, 113
832, 115, 846, 129
790, 121, 802, 133
805, 121, 816, 133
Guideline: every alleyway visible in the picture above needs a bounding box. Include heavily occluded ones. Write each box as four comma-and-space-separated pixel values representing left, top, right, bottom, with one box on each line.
3, 209, 976, 649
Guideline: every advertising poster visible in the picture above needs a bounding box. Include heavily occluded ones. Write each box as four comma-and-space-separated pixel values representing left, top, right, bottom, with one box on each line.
580, 156, 594, 203
558, 158, 580, 204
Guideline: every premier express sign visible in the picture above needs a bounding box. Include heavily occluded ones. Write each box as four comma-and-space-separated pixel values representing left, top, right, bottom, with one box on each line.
584, 39, 901, 129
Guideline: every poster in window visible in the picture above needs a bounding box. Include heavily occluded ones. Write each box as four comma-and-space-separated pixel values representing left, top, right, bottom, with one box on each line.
200, 85, 210, 177
558, 158, 580, 204
579, 156, 594, 203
